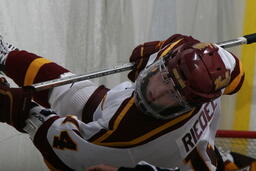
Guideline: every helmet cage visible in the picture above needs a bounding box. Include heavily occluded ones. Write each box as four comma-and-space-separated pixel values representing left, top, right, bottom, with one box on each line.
135, 42, 231, 120
135, 58, 193, 120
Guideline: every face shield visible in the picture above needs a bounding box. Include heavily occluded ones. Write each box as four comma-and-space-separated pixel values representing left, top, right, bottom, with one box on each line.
135, 58, 193, 120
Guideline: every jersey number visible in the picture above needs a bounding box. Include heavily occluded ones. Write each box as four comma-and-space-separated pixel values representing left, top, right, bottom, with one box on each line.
53, 131, 77, 151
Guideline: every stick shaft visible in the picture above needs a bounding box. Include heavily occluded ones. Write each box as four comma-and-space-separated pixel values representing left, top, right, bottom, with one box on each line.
31, 63, 134, 91
217, 37, 247, 48
30, 33, 256, 92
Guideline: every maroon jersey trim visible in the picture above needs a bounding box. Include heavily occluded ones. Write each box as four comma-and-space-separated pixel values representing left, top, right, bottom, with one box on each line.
82, 85, 109, 123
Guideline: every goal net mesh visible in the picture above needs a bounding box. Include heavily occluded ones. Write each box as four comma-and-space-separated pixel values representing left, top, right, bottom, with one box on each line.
215, 130, 256, 159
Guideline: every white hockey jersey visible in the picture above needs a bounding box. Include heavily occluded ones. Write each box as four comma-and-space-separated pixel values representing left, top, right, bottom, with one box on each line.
4, 34, 244, 171
33, 82, 222, 171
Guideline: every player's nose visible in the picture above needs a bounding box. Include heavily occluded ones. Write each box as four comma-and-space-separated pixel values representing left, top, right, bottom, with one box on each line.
150, 84, 170, 101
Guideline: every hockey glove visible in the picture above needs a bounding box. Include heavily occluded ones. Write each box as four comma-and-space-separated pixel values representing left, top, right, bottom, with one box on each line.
0, 77, 33, 132
128, 41, 161, 82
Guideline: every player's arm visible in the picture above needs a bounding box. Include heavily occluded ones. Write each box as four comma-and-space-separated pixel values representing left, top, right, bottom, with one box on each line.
0, 82, 73, 170
23, 103, 107, 171
127, 40, 161, 82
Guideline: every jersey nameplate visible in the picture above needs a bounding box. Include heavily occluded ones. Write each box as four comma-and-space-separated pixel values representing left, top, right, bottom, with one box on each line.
176, 101, 217, 157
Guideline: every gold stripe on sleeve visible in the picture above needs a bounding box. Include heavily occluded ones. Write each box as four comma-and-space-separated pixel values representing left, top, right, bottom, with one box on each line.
160, 39, 183, 57
24, 58, 52, 86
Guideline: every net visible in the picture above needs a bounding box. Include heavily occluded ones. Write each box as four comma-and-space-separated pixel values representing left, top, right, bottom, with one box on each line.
215, 130, 256, 158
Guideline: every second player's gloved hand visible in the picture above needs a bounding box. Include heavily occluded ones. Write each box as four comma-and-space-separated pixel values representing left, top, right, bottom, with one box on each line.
128, 41, 161, 82
0, 77, 33, 132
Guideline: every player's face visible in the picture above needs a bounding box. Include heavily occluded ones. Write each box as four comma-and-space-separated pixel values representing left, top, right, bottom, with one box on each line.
145, 71, 180, 107
135, 58, 192, 119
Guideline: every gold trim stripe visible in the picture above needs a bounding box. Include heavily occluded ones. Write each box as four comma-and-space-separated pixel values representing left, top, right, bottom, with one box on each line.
94, 107, 195, 147
140, 45, 144, 57
92, 97, 135, 144
160, 39, 183, 57
224, 60, 244, 94
24, 58, 52, 86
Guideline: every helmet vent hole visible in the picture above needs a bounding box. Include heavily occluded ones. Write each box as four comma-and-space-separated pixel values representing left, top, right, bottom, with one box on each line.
216, 67, 221, 71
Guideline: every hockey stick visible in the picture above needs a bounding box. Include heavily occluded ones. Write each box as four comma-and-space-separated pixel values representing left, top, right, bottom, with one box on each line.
29, 33, 256, 92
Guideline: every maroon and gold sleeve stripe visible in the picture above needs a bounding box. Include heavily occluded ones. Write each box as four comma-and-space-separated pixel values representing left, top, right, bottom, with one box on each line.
157, 34, 200, 60
160, 34, 200, 50
5, 50, 69, 107
6, 50, 69, 86
224, 57, 245, 95
158, 39, 183, 58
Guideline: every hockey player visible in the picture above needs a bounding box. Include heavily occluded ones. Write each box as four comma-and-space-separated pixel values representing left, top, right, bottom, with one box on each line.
0, 34, 244, 171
